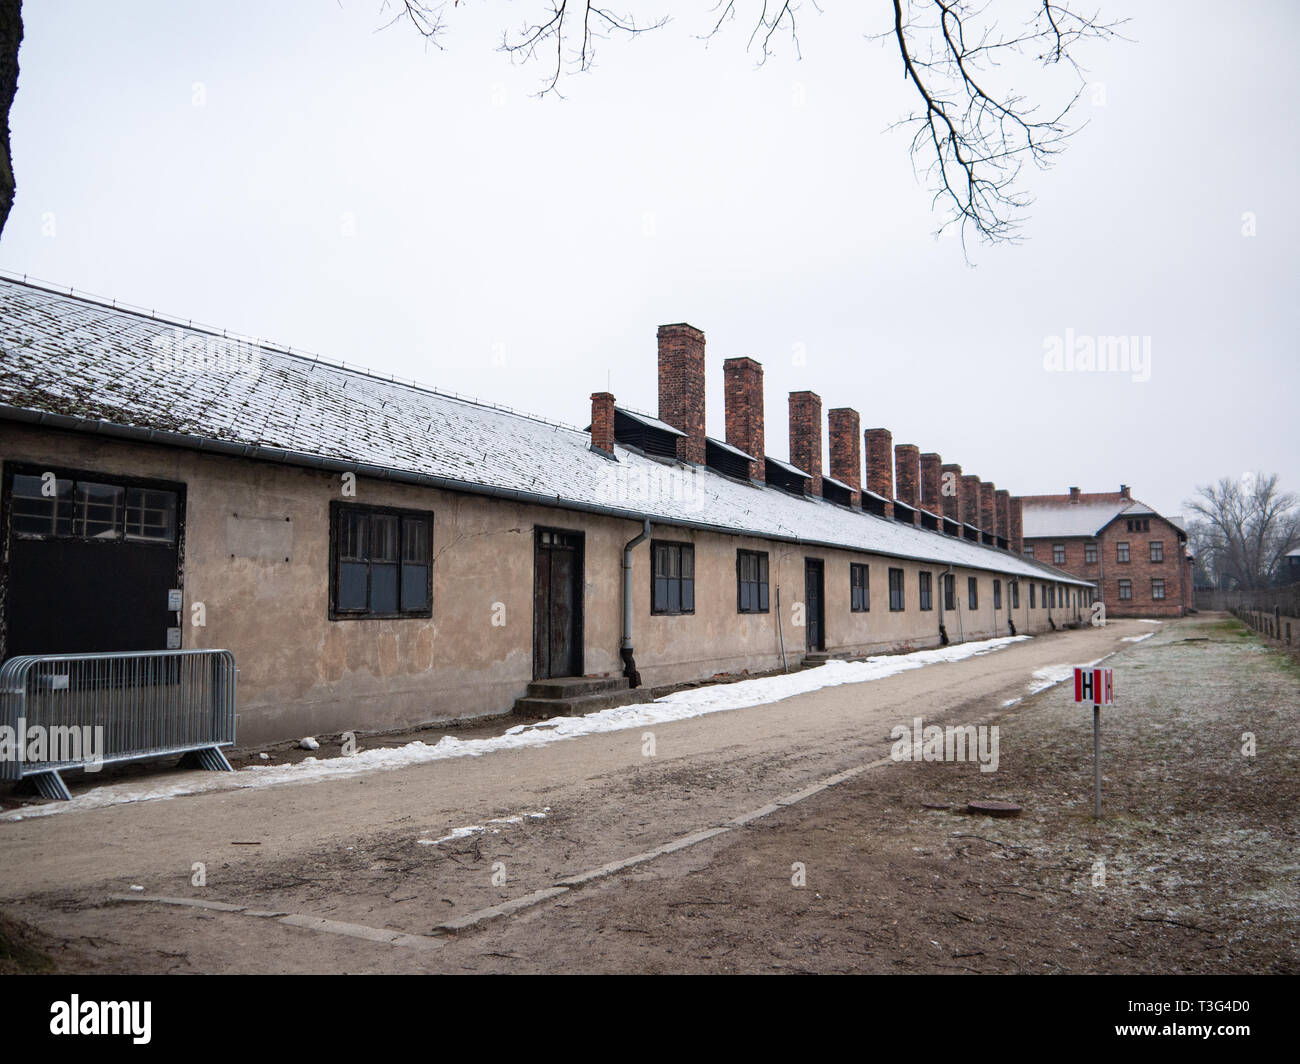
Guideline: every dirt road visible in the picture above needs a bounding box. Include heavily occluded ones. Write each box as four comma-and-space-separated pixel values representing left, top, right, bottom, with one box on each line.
5, 616, 1294, 973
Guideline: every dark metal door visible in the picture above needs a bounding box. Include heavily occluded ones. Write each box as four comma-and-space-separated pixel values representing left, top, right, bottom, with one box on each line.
533, 528, 584, 680
805, 558, 825, 652
1, 466, 184, 659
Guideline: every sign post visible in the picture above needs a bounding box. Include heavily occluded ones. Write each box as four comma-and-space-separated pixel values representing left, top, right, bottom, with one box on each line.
1074, 666, 1114, 818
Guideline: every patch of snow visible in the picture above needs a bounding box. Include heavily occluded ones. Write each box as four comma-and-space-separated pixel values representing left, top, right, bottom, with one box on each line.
417, 810, 547, 846
1121, 633, 1154, 643
298, 737, 319, 750
1139, 619, 1162, 625
2, 635, 1030, 822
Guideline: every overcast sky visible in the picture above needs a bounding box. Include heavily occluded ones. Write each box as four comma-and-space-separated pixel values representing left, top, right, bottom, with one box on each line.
2, 1, 1296, 519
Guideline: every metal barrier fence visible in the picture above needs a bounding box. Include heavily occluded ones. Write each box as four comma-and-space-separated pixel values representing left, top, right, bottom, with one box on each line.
0, 649, 236, 800
1196, 582, 1300, 615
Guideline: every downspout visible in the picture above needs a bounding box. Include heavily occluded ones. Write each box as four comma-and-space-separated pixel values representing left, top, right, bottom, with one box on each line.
1007, 578, 1017, 636
937, 565, 951, 645
621, 518, 651, 687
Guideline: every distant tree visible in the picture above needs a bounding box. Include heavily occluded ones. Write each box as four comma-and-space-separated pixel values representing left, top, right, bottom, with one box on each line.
388, 1, 1124, 248
1186, 474, 1300, 590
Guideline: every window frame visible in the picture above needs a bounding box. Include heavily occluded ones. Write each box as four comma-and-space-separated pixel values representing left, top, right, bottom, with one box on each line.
850, 562, 870, 612
993, 578, 1002, 609
943, 573, 956, 612
1084, 542, 1098, 564
1052, 544, 1065, 565
1151, 577, 1166, 600
650, 539, 696, 616
918, 571, 933, 611
329, 501, 433, 621
967, 576, 978, 611
736, 549, 770, 614
1118, 578, 1133, 601
1117, 541, 1131, 564
888, 567, 905, 612
1150, 541, 1164, 563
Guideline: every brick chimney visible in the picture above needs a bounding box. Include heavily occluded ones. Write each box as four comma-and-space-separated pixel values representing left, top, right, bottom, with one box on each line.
894, 443, 921, 525
864, 428, 894, 519
941, 463, 963, 523
657, 323, 706, 465
960, 474, 981, 527
1069, 486, 1081, 503
828, 407, 861, 506
921, 453, 943, 513
723, 357, 765, 482
1010, 497, 1024, 554
995, 489, 1010, 546
980, 481, 997, 535
590, 392, 615, 456
788, 391, 823, 497
1120, 483, 1131, 500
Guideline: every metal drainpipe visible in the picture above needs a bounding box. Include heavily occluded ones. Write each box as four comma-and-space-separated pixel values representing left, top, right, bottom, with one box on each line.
621, 518, 651, 687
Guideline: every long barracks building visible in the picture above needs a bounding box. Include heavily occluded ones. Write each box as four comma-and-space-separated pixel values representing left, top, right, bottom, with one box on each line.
0, 278, 1092, 745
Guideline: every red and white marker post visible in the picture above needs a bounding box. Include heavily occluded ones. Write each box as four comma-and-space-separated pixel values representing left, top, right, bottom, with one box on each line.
1074, 667, 1114, 818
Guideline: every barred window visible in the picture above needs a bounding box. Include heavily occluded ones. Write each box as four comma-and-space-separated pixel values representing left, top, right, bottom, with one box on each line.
968, 577, 978, 610
943, 573, 956, 612
919, 571, 932, 611
1029, 583, 1036, 609
888, 568, 905, 611
652, 541, 695, 614
993, 579, 1002, 609
1023, 544, 1035, 558
1010, 581, 1019, 608
332, 503, 432, 619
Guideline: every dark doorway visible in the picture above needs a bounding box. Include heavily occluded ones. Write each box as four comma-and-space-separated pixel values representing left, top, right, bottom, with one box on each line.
533, 527, 584, 680
1, 464, 185, 659
804, 558, 825, 652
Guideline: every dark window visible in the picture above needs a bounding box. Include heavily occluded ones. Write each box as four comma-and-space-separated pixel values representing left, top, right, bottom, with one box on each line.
331, 503, 432, 619
11, 473, 176, 544
1053, 544, 1065, 565
1049, 586, 1056, 609
1152, 578, 1166, 600
919, 571, 932, 611
888, 568, 905, 611
1085, 543, 1097, 564
1010, 581, 1019, 608
1041, 582, 1047, 607
1117, 542, 1130, 563
1029, 583, 1036, 608
850, 563, 869, 612
1118, 579, 1132, 601
1150, 541, 1164, 563
967, 577, 978, 610
652, 540, 695, 614
993, 579, 1002, 609
943, 573, 956, 611
1023, 544, 1035, 558
737, 550, 769, 613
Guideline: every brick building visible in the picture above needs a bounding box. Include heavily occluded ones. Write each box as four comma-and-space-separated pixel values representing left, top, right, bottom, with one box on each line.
1017, 486, 1193, 617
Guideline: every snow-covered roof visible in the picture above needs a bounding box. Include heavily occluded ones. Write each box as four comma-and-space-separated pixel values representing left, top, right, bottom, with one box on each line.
705, 435, 753, 461
766, 456, 810, 480
0, 277, 1090, 585
821, 473, 853, 493
616, 406, 686, 437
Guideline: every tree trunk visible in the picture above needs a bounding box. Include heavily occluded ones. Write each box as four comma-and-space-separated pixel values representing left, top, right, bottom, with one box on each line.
0, 0, 22, 240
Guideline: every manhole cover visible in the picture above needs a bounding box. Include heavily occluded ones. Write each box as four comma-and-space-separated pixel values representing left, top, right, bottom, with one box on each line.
967, 801, 1022, 818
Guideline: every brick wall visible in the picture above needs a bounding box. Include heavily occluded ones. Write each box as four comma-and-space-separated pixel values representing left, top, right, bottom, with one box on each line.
941, 463, 963, 522
828, 407, 862, 506
864, 428, 894, 519
589, 391, 615, 455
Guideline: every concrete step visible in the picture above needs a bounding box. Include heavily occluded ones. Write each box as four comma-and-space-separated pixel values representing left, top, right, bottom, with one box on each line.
525, 675, 629, 700
513, 685, 649, 719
